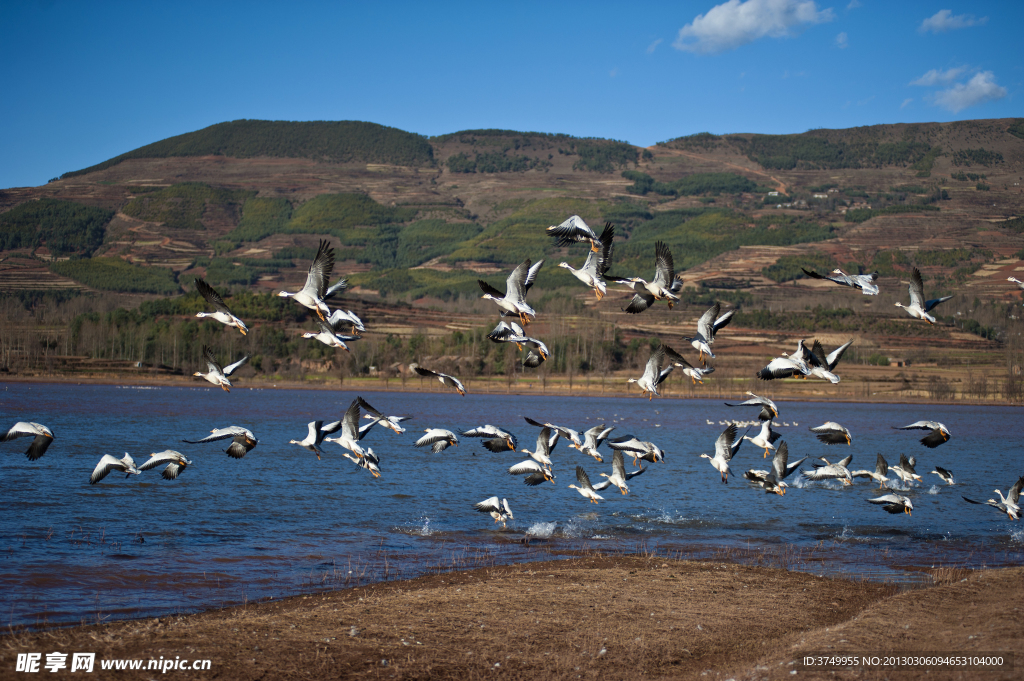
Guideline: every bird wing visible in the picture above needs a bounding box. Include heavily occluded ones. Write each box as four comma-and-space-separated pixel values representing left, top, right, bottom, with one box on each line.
782, 456, 807, 480
222, 354, 250, 377
772, 441, 789, 480
622, 292, 654, 314
201, 345, 221, 373
867, 494, 902, 505
808, 341, 829, 369
90, 455, 124, 484
801, 268, 830, 282
715, 424, 738, 461
612, 449, 626, 479
875, 453, 889, 477
487, 321, 523, 342
481, 437, 515, 453
596, 222, 614, 275
226, 437, 252, 459
908, 268, 925, 309
431, 441, 450, 454
323, 278, 348, 300
1008, 476, 1024, 505
652, 241, 674, 288
415, 431, 453, 447
462, 425, 499, 438
509, 460, 543, 475
474, 497, 501, 513
924, 294, 953, 313
826, 340, 854, 369
303, 240, 335, 299
477, 279, 505, 298
547, 215, 594, 245
183, 426, 247, 444
341, 399, 361, 440
897, 421, 933, 431
414, 366, 440, 379
696, 303, 721, 342
139, 450, 182, 471
522, 260, 543, 293
837, 454, 853, 468
195, 278, 230, 313
920, 428, 949, 448
522, 351, 544, 368
642, 346, 665, 384
575, 465, 594, 491
23, 434, 54, 460
662, 344, 691, 369
504, 259, 532, 305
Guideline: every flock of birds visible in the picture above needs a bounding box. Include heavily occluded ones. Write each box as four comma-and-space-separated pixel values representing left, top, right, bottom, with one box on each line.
3, 216, 1023, 529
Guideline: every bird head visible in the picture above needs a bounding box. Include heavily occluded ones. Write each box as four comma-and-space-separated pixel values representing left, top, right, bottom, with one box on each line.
558, 262, 571, 269
277, 290, 291, 298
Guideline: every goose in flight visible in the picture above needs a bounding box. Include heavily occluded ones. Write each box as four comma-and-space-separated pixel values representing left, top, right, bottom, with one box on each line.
962, 476, 1023, 520
184, 426, 259, 458
278, 239, 335, 320
415, 428, 459, 453
724, 392, 778, 422
322, 399, 370, 458
628, 345, 674, 400
474, 497, 514, 527
194, 278, 248, 335
2, 421, 54, 460
930, 466, 955, 485
413, 366, 467, 396
850, 453, 890, 489
804, 339, 853, 383
743, 441, 806, 494
547, 214, 602, 252
478, 259, 542, 325
290, 420, 331, 460
593, 450, 646, 495
1008, 277, 1024, 303
343, 448, 381, 478
664, 346, 714, 384
558, 222, 615, 299
517, 426, 558, 467
895, 267, 952, 324
801, 267, 879, 295
522, 350, 546, 368
90, 452, 141, 484
462, 425, 518, 452
486, 320, 550, 360
568, 466, 604, 504
756, 354, 811, 381
683, 302, 734, 362
802, 454, 853, 485
608, 436, 664, 467
867, 493, 913, 516
701, 424, 738, 484
321, 278, 364, 331
302, 313, 361, 351
138, 450, 192, 480
810, 422, 852, 445
890, 453, 923, 483
357, 397, 409, 435
743, 420, 778, 458
895, 420, 950, 448
193, 346, 249, 392
608, 241, 680, 313
579, 424, 615, 462
524, 417, 581, 449
507, 458, 555, 485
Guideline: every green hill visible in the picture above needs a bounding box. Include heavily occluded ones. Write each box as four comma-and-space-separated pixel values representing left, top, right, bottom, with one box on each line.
60, 120, 436, 178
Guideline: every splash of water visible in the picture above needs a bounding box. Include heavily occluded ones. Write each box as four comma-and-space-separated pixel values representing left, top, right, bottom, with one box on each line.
927, 485, 941, 495
834, 525, 854, 541
1010, 528, 1024, 544
525, 522, 556, 538
417, 516, 432, 537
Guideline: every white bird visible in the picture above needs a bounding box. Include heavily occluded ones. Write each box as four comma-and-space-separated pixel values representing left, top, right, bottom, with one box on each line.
609, 241, 680, 313
474, 496, 514, 527
357, 397, 409, 435
302, 313, 361, 351
524, 417, 581, 449
810, 422, 852, 446
487, 320, 550, 360
90, 452, 141, 484
413, 365, 467, 396
193, 346, 249, 392
743, 441, 806, 493
628, 345, 675, 400
138, 450, 192, 480
558, 222, 614, 299
804, 339, 853, 383
568, 465, 604, 504
802, 454, 853, 485
890, 453, 922, 483
414, 428, 459, 453
194, 278, 248, 335
664, 346, 714, 384
1008, 277, 1024, 304
278, 239, 335, 320
743, 420, 778, 459
607, 436, 664, 467
850, 453, 891, 489
478, 259, 543, 325
517, 427, 558, 467
593, 450, 646, 495
895, 420, 950, 448
930, 466, 955, 485
507, 458, 555, 485
579, 424, 614, 462
895, 267, 952, 324
461, 425, 518, 452
756, 355, 811, 381
867, 493, 914, 516
700, 424, 738, 484
290, 420, 331, 460
724, 391, 779, 422
547, 214, 602, 252
962, 476, 1023, 520
1, 421, 55, 460
683, 302, 734, 362
801, 267, 879, 295
183, 426, 259, 458
342, 448, 381, 478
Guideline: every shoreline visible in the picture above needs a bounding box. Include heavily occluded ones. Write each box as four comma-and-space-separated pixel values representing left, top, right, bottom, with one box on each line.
2, 556, 1020, 680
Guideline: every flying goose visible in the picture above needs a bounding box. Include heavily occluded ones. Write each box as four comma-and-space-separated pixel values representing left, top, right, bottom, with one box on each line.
321, 279, 364, 332
801, 267, 879, 295
807, 339, 853, 381
743, 441, 806, 493
663, 346, 714, 384
608, 241, 680, 313
474, 497, 514, 527
524, 417, 581, 449
683, 302, 735, 362
138, 450, 192, 480
802, 454, 853, 485
478, 259, 543, 325
290, 420, 331, 460
724, 391, 779, 422
756, 355, 811, 381
517, 427, 558, 467
867, 493, 913, 516
608, 436, 664, 466
415, 428, 459, 453
322, 400, 370, 459
895, 420, 950, 448
558, 222, 615, 299
810, 422, 852, 445
930, 466, 955, 485
507, 458, 555, 485
890, 453, 923, 483
1008, 277, 1024, 303
2, 421, 54, 460
486, 320, 550, 360
302, 312, 362, 351
579, 424, 615, 462
568, 465, 604, 503
850, 453, 890, 489
547, 214, 602, 252
193, 346, 249, 391
962, 476, 1023, 520
194, 278, 248, 335
278, 239, 335, 320
462, 425, 518, 452
593, 450, 646, 495
895, 267, 952, 324
357, 397, 409, 435
743, 420, 778, 458
522, 351, 546, 368
413, 366, 467, 396
90, 452, 141, 484
700, 424, 738, 483
184, 426, 259, 458
342, 448, 381, 478
628, 345, 674, 400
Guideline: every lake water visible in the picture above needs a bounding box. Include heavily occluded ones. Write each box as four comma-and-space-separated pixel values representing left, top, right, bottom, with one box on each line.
1, 382, 1022, 627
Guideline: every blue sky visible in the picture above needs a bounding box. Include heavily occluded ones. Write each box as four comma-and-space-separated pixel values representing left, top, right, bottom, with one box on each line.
1, 0, 1020, 189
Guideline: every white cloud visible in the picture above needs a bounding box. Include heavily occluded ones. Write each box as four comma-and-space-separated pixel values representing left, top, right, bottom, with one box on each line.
910, 66, 968, 86
919, 9, 987, 33
673, 0, 835, 55
900, 98, 913, 109
933, 71, 1007, 112
835, 31, 848, 48
846, 0, 861, 8
646, 39, 663, 54
609, 68, 619, 78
